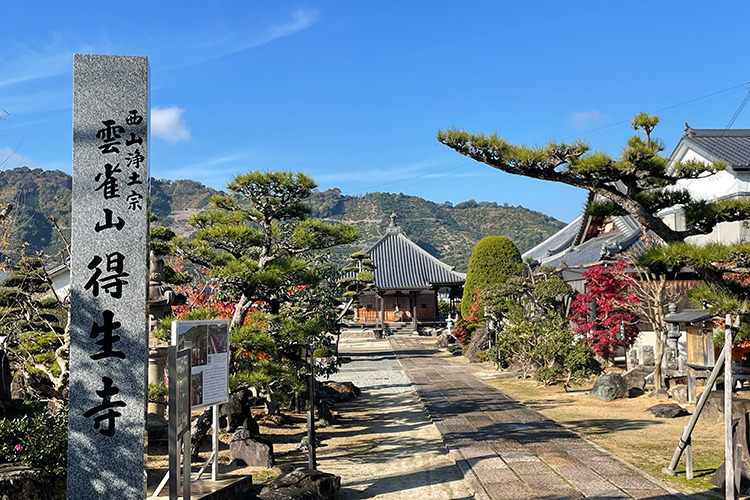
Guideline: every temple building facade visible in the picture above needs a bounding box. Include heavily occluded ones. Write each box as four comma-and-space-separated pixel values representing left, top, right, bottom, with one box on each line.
353, 215, 465, 332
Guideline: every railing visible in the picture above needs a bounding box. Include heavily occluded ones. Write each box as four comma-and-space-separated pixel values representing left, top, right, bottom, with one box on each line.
357, 308, 436, 322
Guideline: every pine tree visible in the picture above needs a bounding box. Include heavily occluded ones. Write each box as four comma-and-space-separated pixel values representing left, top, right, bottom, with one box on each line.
438, 113, 750, 304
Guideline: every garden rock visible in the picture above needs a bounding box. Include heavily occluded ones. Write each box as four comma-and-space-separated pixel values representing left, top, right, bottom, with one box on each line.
648, 388, 670, 400
220, 388, 258, 433
589, 373, 628, 402
622, 367, 649, 390
698, 391, 724, 421
0, 463, 54, 500
229, 427, 274, 467
628, 387, 644, 398
711, 412, 750, 490
463, 326, 489, 363
321, 381, 360, 400
435, 333, 456, 348
670, 384, 689, 403
258, 467, 340, 500
648, 403, 689, 418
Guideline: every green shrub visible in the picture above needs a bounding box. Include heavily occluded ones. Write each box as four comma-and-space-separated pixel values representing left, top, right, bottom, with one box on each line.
447, 344, 462, 354
462, 236, 522, 317
313, 347, 336, 358
0, 406, 68, 477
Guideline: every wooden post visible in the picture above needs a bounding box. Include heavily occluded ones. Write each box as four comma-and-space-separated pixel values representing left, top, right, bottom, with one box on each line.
685, 427, 693, 481
411, 292, 418, 332
725, 313, 735, 500
379, 293, 385, 328
688, 366, 697, 404
307, 347, 316, 470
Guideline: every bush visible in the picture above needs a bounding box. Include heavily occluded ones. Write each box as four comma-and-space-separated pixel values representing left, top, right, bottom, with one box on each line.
0, 405, 68, 477
461, 236, 522, 318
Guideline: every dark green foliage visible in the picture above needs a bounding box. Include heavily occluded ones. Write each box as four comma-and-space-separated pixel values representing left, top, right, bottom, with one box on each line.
0, 257, 67, 392
438, 114, 750, 311
307, 189, 565, 271
0, 167, 564, 273
0, 405, 68, 477
461, 236, 522, 317
180, 172, 354, 409
337, 251, 375, 319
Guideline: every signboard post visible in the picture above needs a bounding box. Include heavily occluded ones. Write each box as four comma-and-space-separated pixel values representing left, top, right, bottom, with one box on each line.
68, 54, 149, 499
168, 347, 192, 500
172, 320, 230, 481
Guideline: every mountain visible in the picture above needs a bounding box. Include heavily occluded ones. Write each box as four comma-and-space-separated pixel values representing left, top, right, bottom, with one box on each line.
0, 167, 566, 272
306, 189, 566, 271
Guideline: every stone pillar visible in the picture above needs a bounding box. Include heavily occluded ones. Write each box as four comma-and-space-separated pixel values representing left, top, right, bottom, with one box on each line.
147, 346, 168, 419
68, 54, 149, 500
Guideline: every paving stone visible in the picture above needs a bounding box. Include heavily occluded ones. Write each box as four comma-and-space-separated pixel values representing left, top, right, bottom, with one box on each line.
387, 336, 678, 500
499, 451, 540, 462
625, 489, 681, 499
608, 474, 663, 490
510, 460, 554, 475
483, 481, 536, 499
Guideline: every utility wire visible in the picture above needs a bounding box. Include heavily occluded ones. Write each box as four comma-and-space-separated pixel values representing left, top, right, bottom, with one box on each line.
563, 81, 750, 141
353, 81, 750, 195
724, 83, 750, 131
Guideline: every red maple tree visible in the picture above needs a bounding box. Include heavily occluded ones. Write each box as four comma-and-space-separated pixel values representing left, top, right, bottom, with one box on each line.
570, 260, 640, 362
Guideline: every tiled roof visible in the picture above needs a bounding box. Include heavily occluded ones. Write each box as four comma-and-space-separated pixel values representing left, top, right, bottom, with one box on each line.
366, 226, 465, 289
522, 215, 583, 263
523, 215, 642, 269
682, 127, 750, 169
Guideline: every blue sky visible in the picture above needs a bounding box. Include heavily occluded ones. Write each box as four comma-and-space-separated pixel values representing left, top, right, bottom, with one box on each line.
3, 1, 750, 223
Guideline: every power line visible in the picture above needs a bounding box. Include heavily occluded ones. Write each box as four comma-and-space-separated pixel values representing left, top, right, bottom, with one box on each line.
352, 81, 750, 195
724, 83, 750, 131
563, 81, 750, 140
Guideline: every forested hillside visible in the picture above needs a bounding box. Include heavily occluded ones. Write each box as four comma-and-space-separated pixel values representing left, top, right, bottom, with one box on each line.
307, 189, 566, 271
0, 168, 566, 271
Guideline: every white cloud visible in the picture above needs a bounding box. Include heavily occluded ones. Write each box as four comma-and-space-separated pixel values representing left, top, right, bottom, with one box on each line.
0, 33, 83, 88
0, 147, 43, 170
570, 110, 610, 131
151, 107, 192, 144
169, 9, 319, 70
252, 9, 318, 48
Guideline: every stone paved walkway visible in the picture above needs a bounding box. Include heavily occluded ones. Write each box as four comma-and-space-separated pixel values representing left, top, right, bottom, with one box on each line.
389, 336, 685, 500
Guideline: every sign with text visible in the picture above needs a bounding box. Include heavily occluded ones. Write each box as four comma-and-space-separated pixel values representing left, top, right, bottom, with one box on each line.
172, 319, 230, 409
68, 54, 149, 500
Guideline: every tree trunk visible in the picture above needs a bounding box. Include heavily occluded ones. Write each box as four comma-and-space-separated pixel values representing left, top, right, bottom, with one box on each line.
231, 294, 252, 330
190, 407, 213, 461
654, 332, 666, 391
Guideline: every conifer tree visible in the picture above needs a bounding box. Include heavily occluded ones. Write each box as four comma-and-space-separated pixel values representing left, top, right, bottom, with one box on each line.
438, 113, 750, 306
181, 171, 358, 329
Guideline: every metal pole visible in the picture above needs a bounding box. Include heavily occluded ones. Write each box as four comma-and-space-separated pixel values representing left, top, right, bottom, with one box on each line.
725, 313, 735, 500
212, 405, 219, 481
307, 347, 317, 470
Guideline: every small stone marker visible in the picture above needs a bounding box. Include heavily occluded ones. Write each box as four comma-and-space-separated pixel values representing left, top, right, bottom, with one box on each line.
67, 54, 149, 499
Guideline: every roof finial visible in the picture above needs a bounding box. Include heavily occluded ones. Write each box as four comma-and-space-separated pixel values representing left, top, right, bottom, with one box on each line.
389, 212, 397, 227
684, 122, 694, 137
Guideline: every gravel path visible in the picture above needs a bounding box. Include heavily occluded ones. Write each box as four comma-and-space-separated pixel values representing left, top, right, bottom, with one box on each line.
316, 337, 474, 499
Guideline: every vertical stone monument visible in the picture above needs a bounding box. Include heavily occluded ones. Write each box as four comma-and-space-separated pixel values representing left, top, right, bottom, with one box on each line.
68, 54, 149, 499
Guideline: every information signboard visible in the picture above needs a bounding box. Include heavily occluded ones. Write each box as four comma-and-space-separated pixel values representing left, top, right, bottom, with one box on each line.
171, 320, 230, 409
